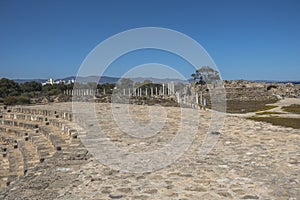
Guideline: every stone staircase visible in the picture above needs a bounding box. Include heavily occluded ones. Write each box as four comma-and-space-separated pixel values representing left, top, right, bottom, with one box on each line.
0, 105, 81, 190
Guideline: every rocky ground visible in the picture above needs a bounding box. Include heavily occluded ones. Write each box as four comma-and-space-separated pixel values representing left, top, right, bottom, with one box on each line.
0, 102, 299, 199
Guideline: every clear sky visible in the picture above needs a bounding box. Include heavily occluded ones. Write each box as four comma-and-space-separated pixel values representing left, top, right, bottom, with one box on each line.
0, 0, 299, 80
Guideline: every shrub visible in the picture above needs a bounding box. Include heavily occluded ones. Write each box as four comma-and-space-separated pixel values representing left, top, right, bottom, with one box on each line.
17, 96, 31, 105
3, 96, 18, 105
3, 95, 31, 105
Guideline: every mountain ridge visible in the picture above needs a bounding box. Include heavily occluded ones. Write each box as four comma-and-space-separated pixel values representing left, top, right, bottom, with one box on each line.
10, 76, 300, 84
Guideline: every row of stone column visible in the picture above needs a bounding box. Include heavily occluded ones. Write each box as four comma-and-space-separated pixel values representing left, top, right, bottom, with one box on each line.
131, 85, 175, 96
64, 89, 100, 96
64, 85, 176, 97
176, 91, 207, 110
65, 89, 206, 109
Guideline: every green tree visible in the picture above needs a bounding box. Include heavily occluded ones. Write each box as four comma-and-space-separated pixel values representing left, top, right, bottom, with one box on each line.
0, 78, 21, 98
191, 66, 219, 107
20, 81, 42, 93
3, 96, 18, 105
192, 66, 220, 85
143, 80, 152, 85
120, 78, 134, 88
16, 95, 31, 104
97, 83, 115, 94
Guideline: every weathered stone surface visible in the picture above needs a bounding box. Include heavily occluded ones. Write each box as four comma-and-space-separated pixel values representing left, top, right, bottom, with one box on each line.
0, 102, 299, 199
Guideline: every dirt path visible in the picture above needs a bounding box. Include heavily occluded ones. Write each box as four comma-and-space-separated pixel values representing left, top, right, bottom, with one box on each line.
262, 98, 300, 118
267, 97, 300, 107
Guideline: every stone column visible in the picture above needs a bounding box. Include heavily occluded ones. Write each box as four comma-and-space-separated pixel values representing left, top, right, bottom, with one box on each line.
172, 82, 175, 94
176, 92, 180, 103
196, 92, 199, 109
167, 83, 170, 95
203, 98, 207, 110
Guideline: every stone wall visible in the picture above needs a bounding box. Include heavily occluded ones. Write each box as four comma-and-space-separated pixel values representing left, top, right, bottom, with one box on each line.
198, 80, 300, 105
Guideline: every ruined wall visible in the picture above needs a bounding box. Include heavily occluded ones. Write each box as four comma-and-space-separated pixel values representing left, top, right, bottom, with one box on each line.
198, 80, 300, 106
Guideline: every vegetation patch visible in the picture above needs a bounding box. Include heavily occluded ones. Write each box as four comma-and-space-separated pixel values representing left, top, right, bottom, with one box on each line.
282, 104, 300, 114
248, 116, 300, 129
226, 99, 278, 113
256, 111, 282, 115
3, 95, 31, 105
256, 105, 277, 112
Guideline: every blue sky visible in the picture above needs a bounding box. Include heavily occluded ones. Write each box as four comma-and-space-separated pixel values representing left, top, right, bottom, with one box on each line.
0, 0, 299, 80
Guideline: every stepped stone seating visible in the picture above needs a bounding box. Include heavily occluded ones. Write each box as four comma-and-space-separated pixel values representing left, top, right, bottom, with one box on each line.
0, 143, 9, 188
1, 131, 38, 177
0, 134, 24, 187
0, 125, 55, 162
17, 140, 40, 174
6, 142, 24, 186
28, 130, 55, 161
0, 106, 81, 191
12, 107, 73, 122
0, 116, 73, 150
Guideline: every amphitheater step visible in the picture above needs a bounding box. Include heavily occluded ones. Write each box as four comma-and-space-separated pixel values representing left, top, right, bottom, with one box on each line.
2, 112, 75, 136
17, 140, 40, 173
12, 107, 73, 122
7, 144, 24, 185
0, 144, 9, 189
0, 119, 39, 130
38, 125, 70, 148
0, 126, 55, 160
1, 111, 78, 142
28, 132, 55, 161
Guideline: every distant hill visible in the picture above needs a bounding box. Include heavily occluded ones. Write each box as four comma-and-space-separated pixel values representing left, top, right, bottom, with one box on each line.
12, 76, 187, 84
253, 80, 300, 84
13, 78, 48, 84
12, 76, 120, 84
11, 76, 300, 85
61, 76, 120, 84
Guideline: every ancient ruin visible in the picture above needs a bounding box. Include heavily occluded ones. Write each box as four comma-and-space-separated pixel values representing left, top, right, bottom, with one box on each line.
0, 81, 299, 199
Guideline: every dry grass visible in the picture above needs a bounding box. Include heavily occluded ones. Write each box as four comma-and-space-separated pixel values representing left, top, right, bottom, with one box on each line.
282, 104, 300, 114
256, 111, 282, 115
226, 99, 278, 113
248, 116, 300, 129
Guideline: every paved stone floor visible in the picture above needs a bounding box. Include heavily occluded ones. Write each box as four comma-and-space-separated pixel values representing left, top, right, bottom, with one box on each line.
0, 102, 299, 199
